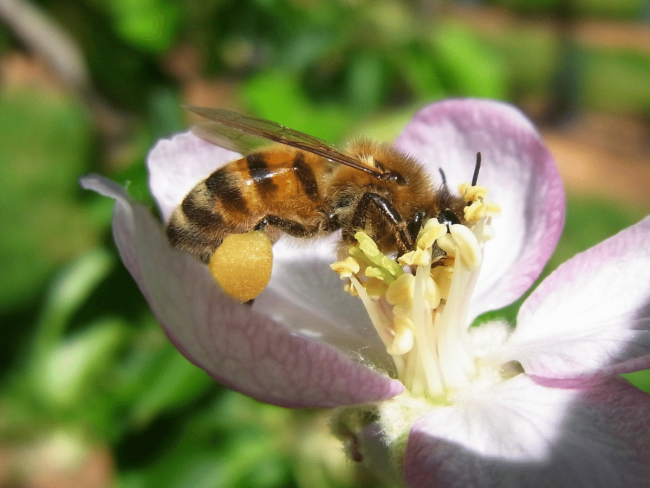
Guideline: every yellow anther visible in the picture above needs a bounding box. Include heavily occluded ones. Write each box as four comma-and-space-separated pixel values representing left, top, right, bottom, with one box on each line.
449, 224, 482, 270
385, 273, 414, 305
355, 231, 404, 278
365, 266, 395, 283
364, 277, 389, 298
388, 317, 414, 355
459, 183, 488, 203
330, 256, 360, 278
343, 281, 359, 297
425, 276, 441, 309
417, 221, 447, 250
431, 265, 453, 300
392, 300, 413, 319
464, 201, 487, 222
398, 248, 430, 267
436, 234, 457, 257
486, 202, 502, 217
398, 250, 416, 266
348, 246, 369, 263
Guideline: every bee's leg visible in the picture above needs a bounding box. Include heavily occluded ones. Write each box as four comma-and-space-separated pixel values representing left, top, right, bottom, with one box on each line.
407, 211, 426, 244
254, 215, 323, 238
351, 192, 412, 253
253, 218, 269, 231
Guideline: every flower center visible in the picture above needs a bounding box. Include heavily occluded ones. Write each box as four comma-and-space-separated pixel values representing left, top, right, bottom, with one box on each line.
331, 183, 501, 402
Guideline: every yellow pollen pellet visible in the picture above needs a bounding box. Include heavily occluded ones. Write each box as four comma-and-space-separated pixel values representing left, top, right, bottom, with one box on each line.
385, 273, 414, 305
330, 256, 360, 278
208, 231, 273, 303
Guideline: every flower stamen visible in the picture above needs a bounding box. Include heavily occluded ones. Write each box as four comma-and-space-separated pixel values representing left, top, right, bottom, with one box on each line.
330, 182, 500, 402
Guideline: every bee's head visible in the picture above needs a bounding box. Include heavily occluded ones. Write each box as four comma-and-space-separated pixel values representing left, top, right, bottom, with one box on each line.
437, 208, 462, 227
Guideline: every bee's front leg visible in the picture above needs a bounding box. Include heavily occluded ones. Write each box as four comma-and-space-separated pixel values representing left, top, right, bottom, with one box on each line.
349, 192, 412, 254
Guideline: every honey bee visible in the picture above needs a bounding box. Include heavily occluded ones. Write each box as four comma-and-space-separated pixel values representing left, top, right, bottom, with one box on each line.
166, 106, 474, 264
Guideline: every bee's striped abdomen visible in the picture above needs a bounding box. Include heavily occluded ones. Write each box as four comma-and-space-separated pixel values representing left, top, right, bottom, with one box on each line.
166, 147, 331, 262
205, 167, 250, 216
246, 153, 279, 199
291, 152, 320, 202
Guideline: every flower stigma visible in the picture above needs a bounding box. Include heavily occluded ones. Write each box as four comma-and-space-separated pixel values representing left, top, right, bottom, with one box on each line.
331, 183, 502, 402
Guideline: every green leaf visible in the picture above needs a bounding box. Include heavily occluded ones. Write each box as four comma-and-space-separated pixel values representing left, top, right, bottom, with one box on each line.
109, 0, 180, 52
433, 23, 507, 99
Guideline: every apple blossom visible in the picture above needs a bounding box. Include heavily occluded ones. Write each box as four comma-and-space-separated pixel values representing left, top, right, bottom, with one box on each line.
81, 99, 650, 487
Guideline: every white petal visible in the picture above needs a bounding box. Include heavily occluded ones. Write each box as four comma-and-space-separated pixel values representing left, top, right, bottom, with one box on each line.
504, 216, 650, 379
395, 99, 564, 320
147, 131, 241, 222
404, 376, 650, 488
81, 175, 404, 407
255, 235, 393, 371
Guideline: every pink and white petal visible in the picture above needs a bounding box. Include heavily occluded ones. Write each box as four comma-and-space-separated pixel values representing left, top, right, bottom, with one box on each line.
395, 99, 564, 320
81, 175, 404, 407
404, 375, 650, 488
255, 235, 393, 371
147, 131, 241, 222
145, 132, 373, 354
504, 216, 650, 379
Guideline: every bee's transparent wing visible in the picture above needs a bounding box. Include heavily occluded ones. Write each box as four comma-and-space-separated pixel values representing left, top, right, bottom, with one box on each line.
191, 122, 269, 155
184, 105, 383, 177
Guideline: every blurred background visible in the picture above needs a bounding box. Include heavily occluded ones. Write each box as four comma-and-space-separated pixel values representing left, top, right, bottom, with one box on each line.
0, 0, 649, 486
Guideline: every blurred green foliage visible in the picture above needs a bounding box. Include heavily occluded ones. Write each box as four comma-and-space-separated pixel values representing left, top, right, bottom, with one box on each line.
0, 0, 649, 486
495, 0, 647, 18
0, 90, 97, 313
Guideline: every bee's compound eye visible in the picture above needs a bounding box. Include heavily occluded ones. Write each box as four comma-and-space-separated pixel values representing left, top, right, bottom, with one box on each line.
208, 231, 273, 303
437, 209, 461, 227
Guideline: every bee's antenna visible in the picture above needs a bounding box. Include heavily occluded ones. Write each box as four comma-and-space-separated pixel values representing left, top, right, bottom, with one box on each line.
471, 152, 481, 187
438, 168, 447, 186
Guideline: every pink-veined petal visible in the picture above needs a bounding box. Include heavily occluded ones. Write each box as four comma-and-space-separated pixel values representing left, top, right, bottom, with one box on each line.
255, 235, 393, 371
80, 174, 404, 407
404, 375, 650, 488
395, 99, 564, 320
503, 216, 650, 379
147, 131, 241, 222
147, 132, 381, 359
